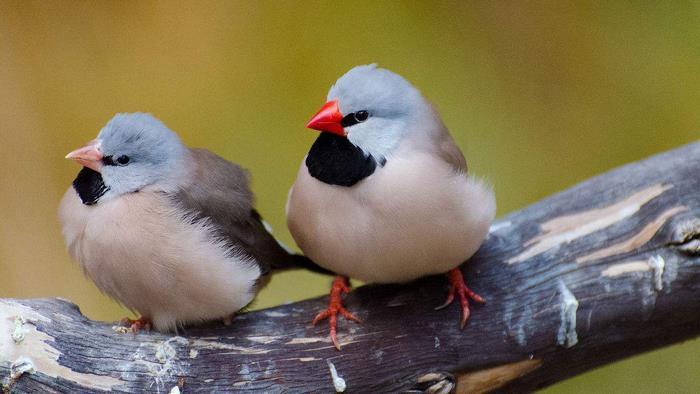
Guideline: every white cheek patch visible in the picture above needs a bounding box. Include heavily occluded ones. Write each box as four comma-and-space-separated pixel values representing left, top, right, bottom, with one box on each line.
347, 120, 403, 161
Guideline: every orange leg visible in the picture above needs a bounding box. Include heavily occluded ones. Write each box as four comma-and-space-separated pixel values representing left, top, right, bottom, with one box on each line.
120, 316, 152, 333
312, 275, 361, 350
435, 268, 485, 329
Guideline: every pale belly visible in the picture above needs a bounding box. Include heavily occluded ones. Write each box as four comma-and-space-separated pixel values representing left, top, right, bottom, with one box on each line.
58, 188, 260, 331
287, 153, 495, 283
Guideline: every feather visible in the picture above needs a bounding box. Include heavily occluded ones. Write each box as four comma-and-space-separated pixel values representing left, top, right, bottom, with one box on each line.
172, 148, 329, 275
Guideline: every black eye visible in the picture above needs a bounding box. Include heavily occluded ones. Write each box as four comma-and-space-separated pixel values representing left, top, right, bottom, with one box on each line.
116, 155, 130, 165
341, 110, 371, 128
354, 110, 369, 122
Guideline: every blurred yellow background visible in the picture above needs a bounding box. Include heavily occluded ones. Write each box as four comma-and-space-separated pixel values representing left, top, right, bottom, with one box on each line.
1, 1, 698, 392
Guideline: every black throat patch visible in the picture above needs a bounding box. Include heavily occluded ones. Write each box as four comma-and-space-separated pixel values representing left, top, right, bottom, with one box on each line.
72, 167, 110, 205
305, 133, 385, 187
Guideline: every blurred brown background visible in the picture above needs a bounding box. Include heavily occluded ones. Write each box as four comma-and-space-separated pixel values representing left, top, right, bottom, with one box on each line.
0, 1, 698, 392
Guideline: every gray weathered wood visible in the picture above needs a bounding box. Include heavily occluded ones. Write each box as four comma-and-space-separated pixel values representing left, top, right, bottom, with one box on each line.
2, 142, 699, 393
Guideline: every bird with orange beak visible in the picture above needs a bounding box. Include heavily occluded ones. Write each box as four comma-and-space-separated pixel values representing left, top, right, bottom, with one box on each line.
286, 65, 496, 349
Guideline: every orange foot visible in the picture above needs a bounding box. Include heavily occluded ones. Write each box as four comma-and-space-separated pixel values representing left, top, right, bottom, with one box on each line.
435, 268, 485, 329
120, 316, 152, 333
312, 275, 361, 350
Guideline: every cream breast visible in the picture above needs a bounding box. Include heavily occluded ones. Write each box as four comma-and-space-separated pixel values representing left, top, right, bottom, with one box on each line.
287, 151, 495, 283
58, 187, 261, 331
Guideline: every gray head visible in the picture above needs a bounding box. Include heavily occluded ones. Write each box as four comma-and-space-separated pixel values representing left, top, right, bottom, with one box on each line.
306, 64, 427, 161
66, 113, 188, 202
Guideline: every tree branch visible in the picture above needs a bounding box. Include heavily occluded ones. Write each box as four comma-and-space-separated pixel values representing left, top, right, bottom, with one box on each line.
2, 142, 699, 393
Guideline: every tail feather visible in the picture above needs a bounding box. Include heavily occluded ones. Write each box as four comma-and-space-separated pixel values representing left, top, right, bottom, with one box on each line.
269, 253, 333, 276
251, 209, 333, 276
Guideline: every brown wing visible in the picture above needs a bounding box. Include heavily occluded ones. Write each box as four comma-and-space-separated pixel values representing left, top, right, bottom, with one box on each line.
171, 148, 329, 276
427, 104, 468, 173
437, 132, 468, 173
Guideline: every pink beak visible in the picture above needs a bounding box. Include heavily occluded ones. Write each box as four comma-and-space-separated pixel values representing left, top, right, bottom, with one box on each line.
306, 100, 346, 137
65, 139, 103, 172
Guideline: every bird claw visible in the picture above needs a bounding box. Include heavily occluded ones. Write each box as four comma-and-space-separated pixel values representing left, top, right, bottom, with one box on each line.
436, 268, 484, 329
222, 314, 235, 326
434, 292, 455, 311
120, 316, 152, 333
312, 276, 360, 350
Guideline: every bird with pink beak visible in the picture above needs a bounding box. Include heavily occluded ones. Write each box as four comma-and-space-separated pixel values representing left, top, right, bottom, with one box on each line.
60, 113, 327, 332
287, 65, 496, 349
65, 139, 104, 172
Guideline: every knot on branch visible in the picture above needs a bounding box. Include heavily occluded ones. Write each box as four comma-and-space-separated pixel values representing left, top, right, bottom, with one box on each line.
412, 372, 455, 394
668, 216, 700, 255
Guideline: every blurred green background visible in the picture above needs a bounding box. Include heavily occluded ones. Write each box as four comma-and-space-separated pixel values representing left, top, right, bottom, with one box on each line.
1, 1, 698, 392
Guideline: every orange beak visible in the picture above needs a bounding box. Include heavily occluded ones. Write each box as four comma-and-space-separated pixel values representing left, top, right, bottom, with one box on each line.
65, 139, 103, 172
306, 100, 346, 137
